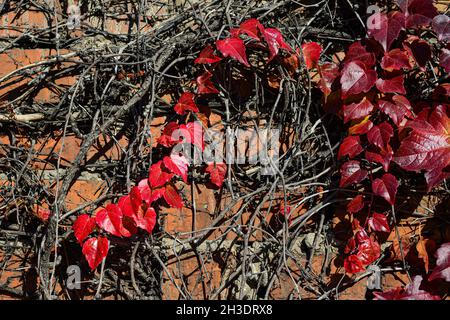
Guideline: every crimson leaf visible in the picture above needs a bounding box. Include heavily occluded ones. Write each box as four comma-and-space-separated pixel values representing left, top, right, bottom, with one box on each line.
372, 173, 398, 205
340, 61, 377, 99
73, 214, 96, 244
339, 160, 368, 187
82, 237, 109, 270
301, 42, 322, 69
338, 135, 364, 159
368, 212, 391, 233
216, 37, 250, 67
194, 45, 222, 64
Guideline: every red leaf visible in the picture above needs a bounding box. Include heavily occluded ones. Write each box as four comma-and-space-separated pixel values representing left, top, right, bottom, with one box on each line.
381, 49, 412, 72
376, 74, 406, 94
134, 206, 157, 234
216, 37, 250, 67
367, 12, 404, 52
348, 117, 374, 135
339, 160, 368, 187
318, 62, 339, 96
404, 38, 431, 69
344, 254, 365, 273
394, 105, 450, 189
365, 147, 394, 172
374, 275, 440, 300
95, 204, 124, 237
230, 28, 241, 37
73, 214, 96, 244
205, 162, 227, 188
398, 0, 438, 28
158, 122, 180, 148
367, 122, 394, 151
432, 15, 450, 42
263, 28, 292, 60
239, 18, 264, 40
340, 61, 377, 99
163, 184, 183, 209
343, 97, 375, 123
194, 45, 222, 64
440, 49, 450, 73
197, 71, 219, 95
344, 42, 376, 67
338, 135, 364, 159
301, 42, 322, 69
185, 121, 205, 151
368, 212, 390, 233
378, 96, 413, 126
34, 205, 51, 222
164, 153, 189, 183
372, 173, 398, 205
429, 242, 450, 282
347, 195, 364, 213
82, 237, 109, 270
356, 236, 381, 266
174, 92, 199, 115
148, 160, 174, 188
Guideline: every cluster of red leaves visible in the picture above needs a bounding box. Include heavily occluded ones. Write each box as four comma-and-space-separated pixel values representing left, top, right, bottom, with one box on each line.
72, 18, 297, 271
311, 0, 449, 279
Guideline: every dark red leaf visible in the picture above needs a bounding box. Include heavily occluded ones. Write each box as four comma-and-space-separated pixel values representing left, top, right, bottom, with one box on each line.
367, 122, 394, 151
429, 242, 450, 282
398, 0, 438, 28
148, 160, 174, 188
343, 97, 375, 123
394, 105, 450, 189
263, 28, 292, 60
163, 183, 183, 209
318, 62, 339, 96
440, 48, 450, 73
372, 173, 398, 205
378, 96, 413, 126
301, 42, 322, 69
339, 160, 368, 187
239, 18, 264, 40
340, 61, 377, 99
376, 74, 406, 94
348, 117, 374, 135
368, 212, 390, 233
194, 45, 222, 64
432, 14, 450, 42
367, 12, 404, 52
216, 37, 250, 67
365, 146, 394, 172
205, 162, 227, 188
82, 237, 109, 270
197, 71, 219, 95
344, 41, 376, 67
338, 135, 364, 159
347, 195, 364, 213
381, 49, 412, 72
404, 38, 432, 69
174, 92, 199, 115
73, 214, 96, 244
